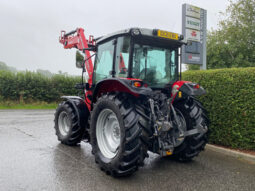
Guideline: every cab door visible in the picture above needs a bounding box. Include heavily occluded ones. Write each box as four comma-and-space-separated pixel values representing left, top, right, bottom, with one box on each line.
93, 39, 116, 84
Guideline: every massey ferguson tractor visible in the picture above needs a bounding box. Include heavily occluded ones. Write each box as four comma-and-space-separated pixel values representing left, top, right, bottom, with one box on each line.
55, 27, 209, 177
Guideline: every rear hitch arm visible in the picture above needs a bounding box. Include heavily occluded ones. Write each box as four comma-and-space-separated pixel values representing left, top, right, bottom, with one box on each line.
183, 125, 208, 137
170, 104, 185, 137
170, 104, 207, 138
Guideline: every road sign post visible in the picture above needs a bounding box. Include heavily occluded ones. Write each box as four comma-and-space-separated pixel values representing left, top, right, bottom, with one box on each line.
182, 4, 207, 69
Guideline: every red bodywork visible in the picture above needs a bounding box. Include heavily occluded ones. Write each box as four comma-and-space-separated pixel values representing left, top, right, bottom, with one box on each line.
172, 81, 190, 90
171, 81, 191, 102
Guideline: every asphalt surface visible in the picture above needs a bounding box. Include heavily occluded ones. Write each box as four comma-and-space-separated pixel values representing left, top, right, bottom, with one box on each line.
0, 110, 254, 191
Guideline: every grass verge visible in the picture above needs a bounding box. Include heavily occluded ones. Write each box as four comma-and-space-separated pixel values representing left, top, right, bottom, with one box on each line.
0, 102, 57, 109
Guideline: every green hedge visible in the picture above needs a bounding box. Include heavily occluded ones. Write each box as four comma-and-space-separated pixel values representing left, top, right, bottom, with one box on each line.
0, 70, 80, 103
183, 67, 255, 150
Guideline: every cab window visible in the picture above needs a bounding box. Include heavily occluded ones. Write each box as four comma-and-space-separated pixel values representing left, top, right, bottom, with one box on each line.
115, 36, 130, 78
93, 40, 115, 83
132, 43, 177, 88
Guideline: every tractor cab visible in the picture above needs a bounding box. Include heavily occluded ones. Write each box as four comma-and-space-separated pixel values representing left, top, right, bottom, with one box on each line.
93, 28, 185, 89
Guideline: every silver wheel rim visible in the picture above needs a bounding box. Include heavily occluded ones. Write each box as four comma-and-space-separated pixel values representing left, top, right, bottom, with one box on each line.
58, 111, 71, 136
96, 109, 121, 159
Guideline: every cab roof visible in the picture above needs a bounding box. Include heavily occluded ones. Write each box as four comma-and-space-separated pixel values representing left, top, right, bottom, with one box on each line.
95, 28, 186, 47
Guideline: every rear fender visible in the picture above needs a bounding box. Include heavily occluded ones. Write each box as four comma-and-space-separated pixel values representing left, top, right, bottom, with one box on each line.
179, 83, 206, 96
92, 78, 152, 103
171, 81, 206, 102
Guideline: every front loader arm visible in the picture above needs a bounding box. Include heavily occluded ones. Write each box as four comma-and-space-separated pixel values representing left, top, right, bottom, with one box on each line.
59, 28, 95, 85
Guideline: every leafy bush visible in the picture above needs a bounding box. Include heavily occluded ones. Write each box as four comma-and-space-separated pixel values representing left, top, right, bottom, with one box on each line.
0, 70, 80, 103
183, 67, 255, 150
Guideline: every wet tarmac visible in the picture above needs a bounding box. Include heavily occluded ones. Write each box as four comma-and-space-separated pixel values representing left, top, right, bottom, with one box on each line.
0, 110, 254, 191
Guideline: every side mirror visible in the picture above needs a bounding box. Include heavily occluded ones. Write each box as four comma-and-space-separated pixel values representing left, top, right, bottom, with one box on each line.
76, 61, 84, 68
76, 51, 84, 69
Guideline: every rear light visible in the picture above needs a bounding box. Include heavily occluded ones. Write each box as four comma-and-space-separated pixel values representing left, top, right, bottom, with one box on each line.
194, 84, 200, 89
133, 81, 142, 87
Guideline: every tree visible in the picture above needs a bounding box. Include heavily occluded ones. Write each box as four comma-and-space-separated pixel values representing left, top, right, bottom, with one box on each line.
36, 69, 53, 77
0, 61, 17, 72
0, 62, 8, 71
207, 0, 255, 69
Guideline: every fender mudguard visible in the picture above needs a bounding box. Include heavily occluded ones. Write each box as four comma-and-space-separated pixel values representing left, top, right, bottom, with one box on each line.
92, 78, 152, 102
179, 83, 206, 96
171, 81, 206, 102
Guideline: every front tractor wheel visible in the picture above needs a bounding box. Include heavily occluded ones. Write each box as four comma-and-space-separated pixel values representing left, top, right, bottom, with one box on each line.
90, 94, 144, 177
54, 102, 84, 146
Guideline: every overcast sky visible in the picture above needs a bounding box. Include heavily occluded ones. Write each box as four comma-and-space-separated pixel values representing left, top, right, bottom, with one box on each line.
0, 0, 230, 75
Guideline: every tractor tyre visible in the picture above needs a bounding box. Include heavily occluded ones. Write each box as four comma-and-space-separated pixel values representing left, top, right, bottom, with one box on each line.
171, 98, 209, 162
90, 94, 145, 177
54, 102, 85, 146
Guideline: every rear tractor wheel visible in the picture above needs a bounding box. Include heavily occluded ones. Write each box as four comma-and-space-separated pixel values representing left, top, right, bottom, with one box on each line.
171, 98, 209, 162
90, 94, 145, 177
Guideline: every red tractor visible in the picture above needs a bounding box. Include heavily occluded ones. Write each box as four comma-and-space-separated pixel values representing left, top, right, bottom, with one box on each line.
55, 28, 209, 177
